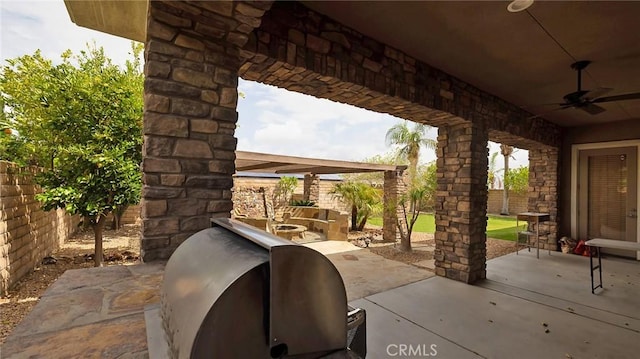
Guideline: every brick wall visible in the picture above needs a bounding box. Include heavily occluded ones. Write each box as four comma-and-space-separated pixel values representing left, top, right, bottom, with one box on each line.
0, 161, 81, 295
486, 189, 528, 215
317, 179, 348, 211
105, 204, 142, 227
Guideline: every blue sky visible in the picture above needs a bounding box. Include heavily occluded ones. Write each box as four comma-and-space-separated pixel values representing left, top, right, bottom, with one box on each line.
1, 0, 528, 174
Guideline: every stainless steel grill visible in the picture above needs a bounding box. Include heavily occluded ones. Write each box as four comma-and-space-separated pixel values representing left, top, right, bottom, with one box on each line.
146, 218, 366, 358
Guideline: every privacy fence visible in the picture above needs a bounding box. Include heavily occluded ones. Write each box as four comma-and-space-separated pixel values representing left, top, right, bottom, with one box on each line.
0, 161, 81, 295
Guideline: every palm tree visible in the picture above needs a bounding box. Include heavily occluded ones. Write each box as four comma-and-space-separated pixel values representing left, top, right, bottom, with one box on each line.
487, 151, 502, 189
330, 182, 381, 231
396, 185, 430, 252
500, 144, 514, 215
385, 121, 437, 185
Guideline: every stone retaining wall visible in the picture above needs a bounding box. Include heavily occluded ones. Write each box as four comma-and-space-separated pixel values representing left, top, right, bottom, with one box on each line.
0, 161, 80, 295
232, 175, 347, 218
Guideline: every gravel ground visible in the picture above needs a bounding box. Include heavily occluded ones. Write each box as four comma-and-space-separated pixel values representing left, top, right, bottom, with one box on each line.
348, 227, 518, 267
0, 224, 141, 344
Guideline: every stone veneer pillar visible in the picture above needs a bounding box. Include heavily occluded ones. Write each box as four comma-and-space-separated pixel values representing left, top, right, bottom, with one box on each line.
383, 169, 405, 242
434, 122, 489, 283
303, 174, 320, 203
528, 148, 559, 250
141, 1, 271, 261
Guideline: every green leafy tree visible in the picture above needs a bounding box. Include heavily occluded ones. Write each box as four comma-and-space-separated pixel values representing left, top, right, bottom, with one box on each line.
2, 43, 144, 266
415, 162, 437, 212
505, 166, 529, 195
1, 98, 30, 165
0, 52, 58, 166
272, 176, 298, 211
331, 181, 381, 231
385, 121, 437, 186
341, 151, 400, 185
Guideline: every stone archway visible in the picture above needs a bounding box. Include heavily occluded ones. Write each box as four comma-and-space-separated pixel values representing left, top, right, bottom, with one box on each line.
139, 1, 561, 283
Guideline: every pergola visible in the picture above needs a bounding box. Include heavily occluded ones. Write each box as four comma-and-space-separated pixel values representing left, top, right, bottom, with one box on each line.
236, 151, 404, 175
235, 151, 407, 242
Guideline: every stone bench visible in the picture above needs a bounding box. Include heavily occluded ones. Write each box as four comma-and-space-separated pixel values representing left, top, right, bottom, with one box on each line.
283, 207, 348, 241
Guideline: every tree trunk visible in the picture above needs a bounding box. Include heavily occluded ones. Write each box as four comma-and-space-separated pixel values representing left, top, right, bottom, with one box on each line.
397, 207, 412, 252
500, 144, 513, 215
408, 152, 418, 213
357, 214, 369, 231
399, 233, 412, 252
258, 187, 267, 218
351, 205, 358, 231
92, 215, 107, 267
111, 205, 127, 230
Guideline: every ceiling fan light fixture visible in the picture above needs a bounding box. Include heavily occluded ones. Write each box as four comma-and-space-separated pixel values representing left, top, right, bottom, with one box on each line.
507, 0, 534, 13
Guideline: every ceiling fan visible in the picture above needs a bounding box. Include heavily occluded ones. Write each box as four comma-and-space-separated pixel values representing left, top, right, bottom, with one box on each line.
530, 60, 640, 118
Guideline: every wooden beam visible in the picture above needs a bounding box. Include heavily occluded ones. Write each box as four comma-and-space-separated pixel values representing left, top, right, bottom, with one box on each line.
236, 161, 289, 171
235, 151, 400, 172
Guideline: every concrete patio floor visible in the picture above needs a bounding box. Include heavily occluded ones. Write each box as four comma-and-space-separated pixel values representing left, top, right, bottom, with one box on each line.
2, 248, 638, 358
358, 250, 640, 358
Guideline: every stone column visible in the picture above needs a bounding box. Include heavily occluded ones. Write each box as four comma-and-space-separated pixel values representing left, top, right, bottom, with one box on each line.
303, 174, 320, 203
528, 148, 559, 250
434, 122, 489, 284
140, 1, 271, 261
383, 169, 405, 242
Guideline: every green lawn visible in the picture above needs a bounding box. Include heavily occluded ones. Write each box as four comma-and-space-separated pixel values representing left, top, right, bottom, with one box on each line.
368, 214, 525, 241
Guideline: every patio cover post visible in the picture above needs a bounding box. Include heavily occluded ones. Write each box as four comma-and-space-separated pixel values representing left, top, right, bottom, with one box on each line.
303, 174, 320, 203
140, 1, 271, 261
528, 148, 559, 250
383, 169, 406, 242
434, 122, 489, 283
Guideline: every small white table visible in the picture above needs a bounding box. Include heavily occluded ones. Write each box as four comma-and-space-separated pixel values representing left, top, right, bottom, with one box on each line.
585, 238, 640, 294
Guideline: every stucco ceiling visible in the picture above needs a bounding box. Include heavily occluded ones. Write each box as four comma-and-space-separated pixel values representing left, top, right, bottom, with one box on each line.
64, 0, 148, 42
303, 1, 640, 127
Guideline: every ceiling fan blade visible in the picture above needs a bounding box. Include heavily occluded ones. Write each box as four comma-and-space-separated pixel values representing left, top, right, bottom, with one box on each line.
593, 92, 640, 103
526, 105, 571, 120
584, 87, 613, 100
580, 103, 606, 115
563, 90, 589, 104
520, 102, 565, 110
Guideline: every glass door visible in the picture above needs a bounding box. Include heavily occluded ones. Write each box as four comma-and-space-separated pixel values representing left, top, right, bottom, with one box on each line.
578, 147, 638, 258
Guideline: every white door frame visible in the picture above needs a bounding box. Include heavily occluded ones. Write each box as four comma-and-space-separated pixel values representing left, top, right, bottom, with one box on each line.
571, 139, 640, 260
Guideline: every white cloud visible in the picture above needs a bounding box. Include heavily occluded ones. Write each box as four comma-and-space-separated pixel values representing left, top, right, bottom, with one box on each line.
1, 0, 137, 66
237, 78, 416, 162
